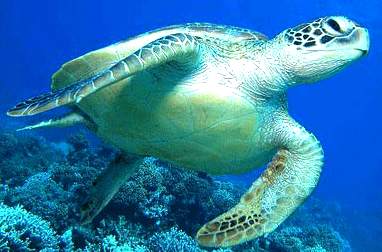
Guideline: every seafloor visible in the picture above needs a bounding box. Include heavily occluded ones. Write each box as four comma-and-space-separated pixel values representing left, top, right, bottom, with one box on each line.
0, 126, 376, 252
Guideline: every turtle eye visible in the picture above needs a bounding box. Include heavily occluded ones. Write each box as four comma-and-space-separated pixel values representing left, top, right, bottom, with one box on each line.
323, 19, 343, 36
327, 19, 341, 32
323, 17, 354, 36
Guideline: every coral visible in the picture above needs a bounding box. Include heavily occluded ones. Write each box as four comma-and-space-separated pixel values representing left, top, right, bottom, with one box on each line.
263, 225, 351, 252
96, 217, 147, 245
110, 157, 244, 234
148, 227, 201, 252
69, 217, 150, 251
95, 235, 149, 252
2, 133, 114, 232
148, 227, 233, 252
4, 172, 75, 231
0, 132, 62, 186
0, 203, 58, 251
58, 215, 235, 252
49, 161, 99, 192
59, 229, 75, 252
0, 129, 356, 251
66, 133, 116, 169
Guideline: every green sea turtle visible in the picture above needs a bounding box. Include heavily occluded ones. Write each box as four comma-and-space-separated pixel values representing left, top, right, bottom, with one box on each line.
7, 16, 369, 247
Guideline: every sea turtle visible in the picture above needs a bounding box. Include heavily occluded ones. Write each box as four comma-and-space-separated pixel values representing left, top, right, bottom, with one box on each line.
7, 16, 369, 247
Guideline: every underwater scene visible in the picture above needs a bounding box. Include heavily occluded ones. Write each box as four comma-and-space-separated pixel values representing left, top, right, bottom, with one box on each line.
0, 1, 381, 251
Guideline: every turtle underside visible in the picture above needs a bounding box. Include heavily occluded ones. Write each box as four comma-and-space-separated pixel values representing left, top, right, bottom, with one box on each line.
51, 25, 274, 175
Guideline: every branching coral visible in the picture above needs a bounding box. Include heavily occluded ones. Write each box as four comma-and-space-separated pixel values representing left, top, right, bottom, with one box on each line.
148, 227, 201, 252
4, 172, 75, 231
0, 203, 58, 251
63, 217, 149, 251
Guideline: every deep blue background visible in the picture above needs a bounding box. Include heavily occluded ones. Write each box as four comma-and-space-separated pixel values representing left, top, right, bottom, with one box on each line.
0, 0, 380, 216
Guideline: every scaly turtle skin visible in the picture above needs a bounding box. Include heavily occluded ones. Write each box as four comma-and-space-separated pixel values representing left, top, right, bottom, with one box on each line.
7, 16, 369, 247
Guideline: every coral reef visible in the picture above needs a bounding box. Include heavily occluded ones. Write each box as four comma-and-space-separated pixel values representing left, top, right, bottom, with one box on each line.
0, 132, 62, 186
4, 172, 75, 231
263, 225, 351, 252
0, 203, 58, 251
109, 157, 243, 235
149, 227, 200, 252
0, 130, 353, 251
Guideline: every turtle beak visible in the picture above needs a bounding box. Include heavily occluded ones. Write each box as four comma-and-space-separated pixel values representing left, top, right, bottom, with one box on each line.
353, 27, 370, 56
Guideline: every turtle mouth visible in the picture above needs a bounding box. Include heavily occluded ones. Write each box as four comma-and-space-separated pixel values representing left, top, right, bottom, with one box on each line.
302, 48, 368, 55
354, 48, 368, 56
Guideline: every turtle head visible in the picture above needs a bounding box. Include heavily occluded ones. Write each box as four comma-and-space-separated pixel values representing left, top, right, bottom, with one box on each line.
275, 16, 369, 84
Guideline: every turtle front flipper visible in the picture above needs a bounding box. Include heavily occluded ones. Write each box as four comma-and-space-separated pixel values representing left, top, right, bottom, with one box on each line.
80, 154, 143, 224
196, 119, 324, 247
7, 33, 201, 117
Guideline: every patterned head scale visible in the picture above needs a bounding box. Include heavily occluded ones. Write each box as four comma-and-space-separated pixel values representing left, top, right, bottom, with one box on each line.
284, 17, 363, 49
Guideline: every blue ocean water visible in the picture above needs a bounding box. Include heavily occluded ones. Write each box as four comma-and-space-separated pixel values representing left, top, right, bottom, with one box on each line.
0, 1, 381, 251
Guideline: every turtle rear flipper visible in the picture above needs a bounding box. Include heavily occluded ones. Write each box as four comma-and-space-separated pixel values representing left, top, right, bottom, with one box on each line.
81, 154, 143, 224
7, 33, 201, 117
15, 111, 94, 131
